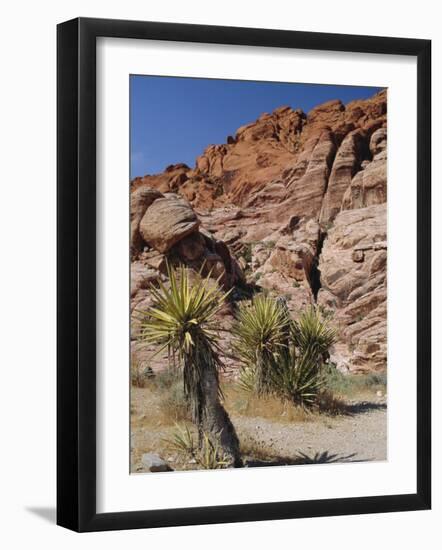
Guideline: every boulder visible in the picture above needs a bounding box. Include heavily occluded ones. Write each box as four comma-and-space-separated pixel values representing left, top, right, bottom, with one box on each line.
130, 187, 163, 256
139, 194, 200, 253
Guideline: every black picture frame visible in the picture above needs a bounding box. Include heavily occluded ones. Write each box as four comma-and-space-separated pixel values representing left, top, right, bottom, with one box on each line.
57, 17, 431, 532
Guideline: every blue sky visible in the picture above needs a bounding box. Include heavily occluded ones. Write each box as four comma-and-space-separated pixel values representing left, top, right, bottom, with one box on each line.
130, 76, 383, 179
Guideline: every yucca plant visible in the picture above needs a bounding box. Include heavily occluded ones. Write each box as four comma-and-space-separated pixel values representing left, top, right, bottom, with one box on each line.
234, 294, 291, 395
140, 263, 242, 467
234, 299, 336, 408
163, 424, 230, 469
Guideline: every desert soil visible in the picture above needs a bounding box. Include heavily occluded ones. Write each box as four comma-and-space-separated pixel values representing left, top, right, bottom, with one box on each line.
131, 386, 387, 472
236, 404, 387, 466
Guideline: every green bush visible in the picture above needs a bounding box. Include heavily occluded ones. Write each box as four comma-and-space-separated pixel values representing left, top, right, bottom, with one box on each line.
322, 364, 387, 397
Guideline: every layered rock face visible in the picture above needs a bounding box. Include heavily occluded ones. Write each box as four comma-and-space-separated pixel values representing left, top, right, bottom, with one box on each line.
131, 89, 387, 373
318, 205, 387, 371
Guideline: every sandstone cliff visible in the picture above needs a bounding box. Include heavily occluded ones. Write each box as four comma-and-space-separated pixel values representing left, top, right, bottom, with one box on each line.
130, 89, 387, 373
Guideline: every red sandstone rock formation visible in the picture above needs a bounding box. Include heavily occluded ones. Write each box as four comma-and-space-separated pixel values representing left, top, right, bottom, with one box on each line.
130, 89, 387, 373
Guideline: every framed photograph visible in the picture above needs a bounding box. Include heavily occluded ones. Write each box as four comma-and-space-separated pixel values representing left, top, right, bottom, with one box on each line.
57, 17, 431, 532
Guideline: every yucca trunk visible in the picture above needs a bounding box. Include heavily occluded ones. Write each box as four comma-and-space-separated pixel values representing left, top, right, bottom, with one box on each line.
183, 340, 242, 468
199, 366, 242, 467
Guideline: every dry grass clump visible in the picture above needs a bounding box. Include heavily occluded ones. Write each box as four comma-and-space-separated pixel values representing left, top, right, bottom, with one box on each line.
240, 433, 280, 461
131, 358, 154, 388
131, 374, 190, 429
316, 390, 350, 416
147, 369, 191, 424
223, 382, 355, 421
223, 383, 311, 423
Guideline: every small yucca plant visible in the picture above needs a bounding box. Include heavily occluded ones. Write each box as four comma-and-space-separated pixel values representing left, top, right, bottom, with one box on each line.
163, 424, 230, 470
233, 294, 291, 395
163, 423, 195, 456
140, 262, 242, 466
235, 299, 336, 408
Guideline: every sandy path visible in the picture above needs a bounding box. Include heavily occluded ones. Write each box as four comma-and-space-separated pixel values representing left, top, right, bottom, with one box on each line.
235, 403, 387, 466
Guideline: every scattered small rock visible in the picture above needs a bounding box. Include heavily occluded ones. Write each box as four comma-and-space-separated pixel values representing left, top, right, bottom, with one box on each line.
352, 249, 365, 263
141, 453, 173, 472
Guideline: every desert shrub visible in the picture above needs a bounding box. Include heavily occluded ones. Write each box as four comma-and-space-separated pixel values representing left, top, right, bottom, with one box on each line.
157, 377, 191, 422
150, 367, 181, 391
131, 361, 154, 387
234, 301, 336, 408
316, 389, 349, 416
322, 364, 387, 398
134, 366, 190, 423
229, 281, 258, 302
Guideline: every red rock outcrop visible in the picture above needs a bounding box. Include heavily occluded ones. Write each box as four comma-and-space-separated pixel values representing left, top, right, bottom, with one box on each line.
131, 89, 388, 373
318, 205, 387, 372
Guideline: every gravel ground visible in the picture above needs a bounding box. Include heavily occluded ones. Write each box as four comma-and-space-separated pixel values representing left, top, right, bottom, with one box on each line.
131, 384, 387, 471
235, 403, 387, 466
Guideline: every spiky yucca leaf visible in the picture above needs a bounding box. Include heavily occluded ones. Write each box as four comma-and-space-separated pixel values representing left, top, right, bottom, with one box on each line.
141, 263, 228, 355
140, 263, 230, 424
237, 366, 257, 394
198, 432, 231, 470
162, 423, 195, 455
